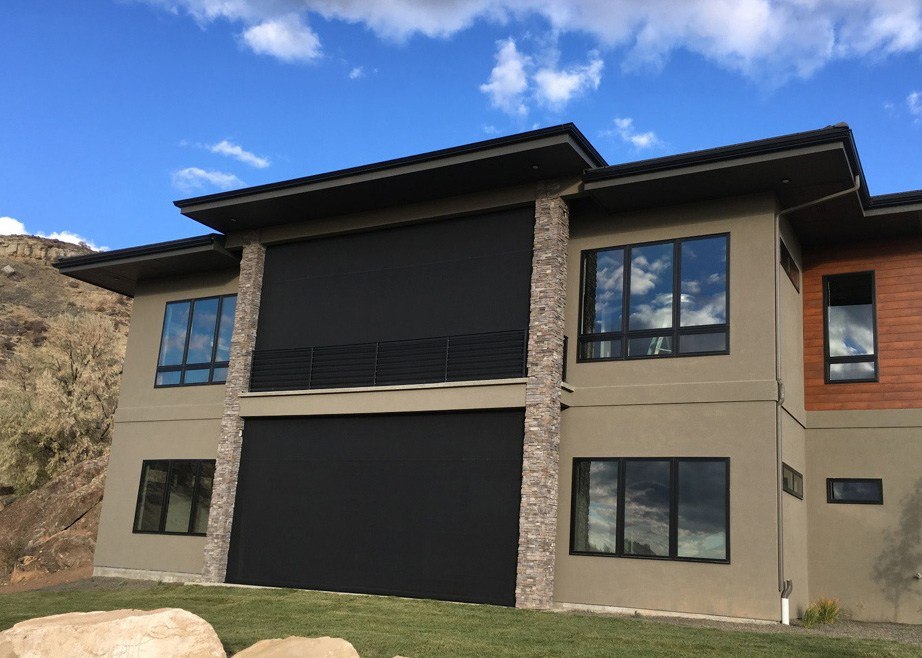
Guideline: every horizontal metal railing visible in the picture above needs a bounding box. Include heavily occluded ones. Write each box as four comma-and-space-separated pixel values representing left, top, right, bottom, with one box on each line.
250, 329, 528, 392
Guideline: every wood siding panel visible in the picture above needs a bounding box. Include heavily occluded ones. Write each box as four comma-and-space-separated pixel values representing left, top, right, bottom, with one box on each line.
803, 238, 922, 410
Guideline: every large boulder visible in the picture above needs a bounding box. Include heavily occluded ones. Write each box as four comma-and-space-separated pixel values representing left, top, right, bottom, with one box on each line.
0, 608, 225, 658
235, 636, 359, 658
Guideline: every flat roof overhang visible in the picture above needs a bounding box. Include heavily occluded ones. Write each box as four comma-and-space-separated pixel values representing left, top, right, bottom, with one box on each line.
582, 124, 922, 247
53, 234, 240, 297
174, 124, 606, 233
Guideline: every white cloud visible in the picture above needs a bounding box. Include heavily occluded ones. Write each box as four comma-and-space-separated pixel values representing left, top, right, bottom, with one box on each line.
908, 91, 922, 116
209, 139, 270, 168
480, 38, 530, 116
0, 216, 107, 250
609, 117, 661, 150
172, 167, 245, 192
139, 1, 922, 83
241, 14, 321, 62
534, 55, 603, 108
0, 216, 27, 235
348, 66, 365, 79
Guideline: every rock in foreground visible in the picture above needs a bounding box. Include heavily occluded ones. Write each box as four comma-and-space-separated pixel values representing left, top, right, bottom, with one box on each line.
0, 608, 225, 658
235, 636, 360, 658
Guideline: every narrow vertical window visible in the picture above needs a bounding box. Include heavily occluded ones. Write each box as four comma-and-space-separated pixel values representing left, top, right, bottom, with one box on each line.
134, 461, 169, 532
623, 460, 671, 556
156, 294, 236, 386
824, 272, 877, 382
579, 248, 624, 360
572, 460, 619, 554
780, 241, 800, 292
782, 463, 804, 499
677, 460, 729, 560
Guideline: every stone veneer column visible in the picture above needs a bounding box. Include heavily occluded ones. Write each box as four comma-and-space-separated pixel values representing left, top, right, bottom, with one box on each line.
202, 233, 265, 582
515, 182, 569, 609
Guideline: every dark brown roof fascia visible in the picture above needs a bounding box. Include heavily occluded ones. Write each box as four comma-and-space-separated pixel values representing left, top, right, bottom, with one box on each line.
584, 124, 860, 181
173, 124, 607, 209
53, 234, 226, 269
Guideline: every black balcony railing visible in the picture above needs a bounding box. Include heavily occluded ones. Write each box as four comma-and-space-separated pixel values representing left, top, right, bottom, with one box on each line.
249, 329, 528, 392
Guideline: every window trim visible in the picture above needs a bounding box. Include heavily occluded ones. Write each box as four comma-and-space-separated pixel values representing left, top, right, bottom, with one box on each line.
132, 459, 216, 536
576, 233, 731, 363
826, 477, 883, 505
569, 456, 730, 564
154, 294, 235, 388
822, 271, 879, 384
782, 463, 804, 500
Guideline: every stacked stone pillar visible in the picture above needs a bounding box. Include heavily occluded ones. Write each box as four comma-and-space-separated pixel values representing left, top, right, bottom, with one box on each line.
202, 234, 265, 582
515, 182, 569, 609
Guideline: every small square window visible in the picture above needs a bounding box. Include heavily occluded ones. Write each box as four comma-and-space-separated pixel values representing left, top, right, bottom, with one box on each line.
782, 463, 803, 499
827, 478, 883, 504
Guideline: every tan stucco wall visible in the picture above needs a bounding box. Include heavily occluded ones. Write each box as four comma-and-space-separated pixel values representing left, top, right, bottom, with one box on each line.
116, 271, 239, 418
93, 418, 220, 575
94, 271, 238, 575
565, 194, 777, 394
239, 379, 527, 417
781, 410, 809, 616
806, 423, 922, 624
779, 217, 805, 426
556, 402, 781, 620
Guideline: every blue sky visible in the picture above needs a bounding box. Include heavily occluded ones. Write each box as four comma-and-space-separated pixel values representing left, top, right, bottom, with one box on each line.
2, 1, 921, 250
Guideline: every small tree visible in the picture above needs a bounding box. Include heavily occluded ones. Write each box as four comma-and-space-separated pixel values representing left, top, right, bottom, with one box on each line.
0, 312, 125, 492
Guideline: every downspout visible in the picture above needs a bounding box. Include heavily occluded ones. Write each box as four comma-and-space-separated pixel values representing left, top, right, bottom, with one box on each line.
774, 175, 861, 624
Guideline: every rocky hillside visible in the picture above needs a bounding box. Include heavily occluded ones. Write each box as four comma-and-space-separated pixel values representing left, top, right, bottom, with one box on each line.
0, 456, 107, 588
0, 235, 130, 588
0, 235, 131, 367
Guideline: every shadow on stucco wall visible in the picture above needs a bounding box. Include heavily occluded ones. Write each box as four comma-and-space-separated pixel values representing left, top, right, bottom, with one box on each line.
873, 477, 922, 621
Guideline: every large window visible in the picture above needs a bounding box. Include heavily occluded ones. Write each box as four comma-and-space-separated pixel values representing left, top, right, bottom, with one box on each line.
823, 272, 877, 383
571, 457, 729, 562
156, 295, 236, 386
133, 460, 216, 535
578, 235, 729, 361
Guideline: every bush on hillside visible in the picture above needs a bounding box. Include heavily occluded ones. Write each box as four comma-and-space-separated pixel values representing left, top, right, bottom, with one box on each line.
0, 312, 125, 493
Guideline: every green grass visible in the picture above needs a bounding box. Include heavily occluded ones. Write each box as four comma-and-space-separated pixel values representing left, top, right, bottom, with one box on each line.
0, 584, 913, 657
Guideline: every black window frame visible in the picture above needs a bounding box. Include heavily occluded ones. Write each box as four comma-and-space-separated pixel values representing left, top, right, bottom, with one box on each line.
155, 294, 236, 387
826, 478, 883, 505
132, 459, 216, 536
569, 457, 730, 564
577, 233, 730, 363
782, 463, 804, 500
780, 240, 800, 292
822, 271, 878, 384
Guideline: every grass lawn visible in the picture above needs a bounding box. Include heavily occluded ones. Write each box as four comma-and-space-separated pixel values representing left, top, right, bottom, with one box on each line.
0, 583, 915, 657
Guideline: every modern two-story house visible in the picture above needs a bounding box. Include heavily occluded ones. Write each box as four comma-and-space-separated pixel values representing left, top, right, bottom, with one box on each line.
56, 123, 922, 624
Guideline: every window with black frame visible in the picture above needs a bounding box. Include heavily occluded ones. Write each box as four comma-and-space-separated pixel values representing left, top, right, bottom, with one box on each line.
156, 295, 236, 386
827, 478, 883, 504
782, 463, 804, 499
133, 460, 216, 535
824, 272, 877, 382
578, 235, 728, 361
571, 457, 729, 562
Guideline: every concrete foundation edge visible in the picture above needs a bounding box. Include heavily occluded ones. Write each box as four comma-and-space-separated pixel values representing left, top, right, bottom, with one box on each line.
93, 566, 204, 583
